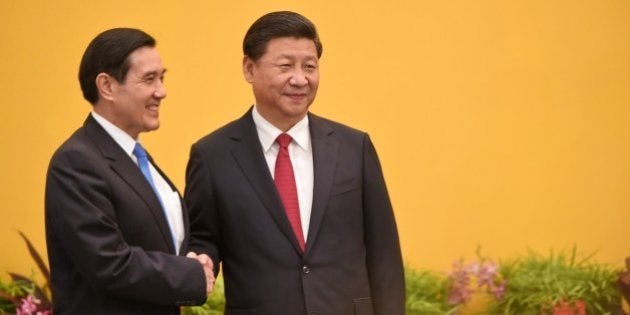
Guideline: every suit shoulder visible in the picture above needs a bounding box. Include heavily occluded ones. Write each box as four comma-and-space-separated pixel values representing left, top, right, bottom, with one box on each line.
310, 113, 367, 139
49, 127, 100, 166
193, 116, 247, 149
53, 127, 93, 159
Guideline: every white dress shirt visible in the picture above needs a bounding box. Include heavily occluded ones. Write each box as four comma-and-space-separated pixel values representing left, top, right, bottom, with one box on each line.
91, 111, 184, 254
252, 106, 314, 240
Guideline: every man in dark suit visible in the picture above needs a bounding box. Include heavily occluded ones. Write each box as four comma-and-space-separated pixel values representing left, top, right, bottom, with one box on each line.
185, 11, 405, 314
45, 28, 214, 315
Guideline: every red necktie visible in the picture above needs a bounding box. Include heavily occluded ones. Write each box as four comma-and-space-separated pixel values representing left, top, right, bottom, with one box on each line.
274, 133, 306, 251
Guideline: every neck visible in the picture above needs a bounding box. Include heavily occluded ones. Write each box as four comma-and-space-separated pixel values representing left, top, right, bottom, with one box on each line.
255, 108, 306, 132
93, 104, 140, 139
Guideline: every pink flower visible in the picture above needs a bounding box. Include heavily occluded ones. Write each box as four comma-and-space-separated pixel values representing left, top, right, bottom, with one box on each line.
477, 261, 499, 288
448, 260, 475, 304
489, 280, 507, 299
17, 295, 41, 315
466, 262, 481, 275
448, 282, 474, 304
447, 259, 506, 305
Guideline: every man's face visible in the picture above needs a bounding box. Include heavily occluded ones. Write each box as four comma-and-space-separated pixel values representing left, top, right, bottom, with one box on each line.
243, 37, 319, 131
109, 46, 167, 138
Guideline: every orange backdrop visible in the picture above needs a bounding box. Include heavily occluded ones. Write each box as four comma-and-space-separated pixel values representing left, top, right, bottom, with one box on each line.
1, 1, 629, 281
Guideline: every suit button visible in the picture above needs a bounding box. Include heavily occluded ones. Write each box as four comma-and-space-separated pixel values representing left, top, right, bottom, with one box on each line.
302, 265, 310, 274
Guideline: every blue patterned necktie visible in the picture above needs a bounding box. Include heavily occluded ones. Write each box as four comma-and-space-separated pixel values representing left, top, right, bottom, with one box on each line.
132, 143, 162, 202
133, 142, 180, 251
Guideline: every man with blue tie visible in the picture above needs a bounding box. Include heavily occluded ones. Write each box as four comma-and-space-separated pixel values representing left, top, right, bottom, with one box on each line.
45, 28, 213, 315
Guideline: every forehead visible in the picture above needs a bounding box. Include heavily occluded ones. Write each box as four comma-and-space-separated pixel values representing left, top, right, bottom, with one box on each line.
127, 46, 164, 73
263, 37, 318, 59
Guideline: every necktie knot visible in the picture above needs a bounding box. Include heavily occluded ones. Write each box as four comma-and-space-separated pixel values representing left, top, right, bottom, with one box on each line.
276, 133, 292, 149
133, 143, 148, 159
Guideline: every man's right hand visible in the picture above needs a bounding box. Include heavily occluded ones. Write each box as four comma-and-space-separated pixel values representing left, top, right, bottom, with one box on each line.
186, 251, 215, 295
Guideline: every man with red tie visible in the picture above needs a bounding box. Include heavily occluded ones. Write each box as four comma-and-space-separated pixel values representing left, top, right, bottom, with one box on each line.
185, 11, 405, 315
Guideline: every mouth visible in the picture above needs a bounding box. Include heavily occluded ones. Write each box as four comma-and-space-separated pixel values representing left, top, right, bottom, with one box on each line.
285, 93, 308, 101
146, 104, 160, 115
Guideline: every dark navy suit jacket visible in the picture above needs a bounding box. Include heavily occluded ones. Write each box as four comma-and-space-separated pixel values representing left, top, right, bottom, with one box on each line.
186, 109, 405, 315
45, 115, 207, 314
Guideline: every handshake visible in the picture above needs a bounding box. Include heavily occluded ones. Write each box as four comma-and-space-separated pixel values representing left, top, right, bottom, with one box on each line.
186, 252, 216, 295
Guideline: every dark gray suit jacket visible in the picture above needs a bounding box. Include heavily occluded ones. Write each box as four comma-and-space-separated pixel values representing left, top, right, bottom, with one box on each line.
185, 109, 405, 315
45, 115, 207, 315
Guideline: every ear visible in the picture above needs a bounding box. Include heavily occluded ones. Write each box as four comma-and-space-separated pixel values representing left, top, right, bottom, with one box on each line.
95, 73, 116, 102
242, 56, 255, 83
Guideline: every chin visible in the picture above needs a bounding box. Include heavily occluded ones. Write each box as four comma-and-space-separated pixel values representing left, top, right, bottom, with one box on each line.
287, 103, 311, 114
145, 122, 160, 132
285, 110, 308, 120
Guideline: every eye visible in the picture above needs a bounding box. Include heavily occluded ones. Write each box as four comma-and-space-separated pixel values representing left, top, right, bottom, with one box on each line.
304, 63, 318, 72
144, 75, 157, 83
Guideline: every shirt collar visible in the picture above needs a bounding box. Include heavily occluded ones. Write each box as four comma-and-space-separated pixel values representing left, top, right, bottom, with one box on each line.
91, 111, 139, 157
252, 105, 311, 153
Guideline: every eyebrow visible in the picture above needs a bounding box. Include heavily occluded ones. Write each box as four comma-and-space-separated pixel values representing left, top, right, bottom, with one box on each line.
142, 69, 167, 77
276, 54, 318, 61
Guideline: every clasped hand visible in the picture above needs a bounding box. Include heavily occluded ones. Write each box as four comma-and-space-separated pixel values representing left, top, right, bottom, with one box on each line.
186, 252, 215, 295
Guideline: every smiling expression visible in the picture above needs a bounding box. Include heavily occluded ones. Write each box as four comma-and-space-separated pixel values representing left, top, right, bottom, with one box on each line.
104, 46, 167, 139
243, 37, 319, 131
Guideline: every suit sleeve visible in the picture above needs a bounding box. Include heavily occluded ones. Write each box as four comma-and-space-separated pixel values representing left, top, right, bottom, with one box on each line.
361, 134, 406, 315
45, 147, 207, 306
184, 143, 221, 275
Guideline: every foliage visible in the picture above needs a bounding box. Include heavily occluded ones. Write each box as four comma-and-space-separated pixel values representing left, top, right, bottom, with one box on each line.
180, 248, 624, 315
4, 231, 624, 315
0, 275, 31, 312
487, 246, 622, 315
405, 266, 458, 314
617, 257, 630, 306
0, 231, 52, 315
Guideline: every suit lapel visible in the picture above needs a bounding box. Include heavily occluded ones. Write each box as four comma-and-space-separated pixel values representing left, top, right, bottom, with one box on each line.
83, 116, 176, 254
305, 113, 338, 254
229, 110, 306, 254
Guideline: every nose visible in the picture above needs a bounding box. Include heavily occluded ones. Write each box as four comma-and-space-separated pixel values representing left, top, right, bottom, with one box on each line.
154, 80, 167, 99
289, 69, 308, 87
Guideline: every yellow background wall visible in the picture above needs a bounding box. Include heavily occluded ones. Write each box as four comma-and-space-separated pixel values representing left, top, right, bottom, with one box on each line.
1, 0, 629, 280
